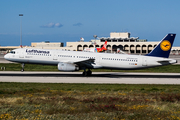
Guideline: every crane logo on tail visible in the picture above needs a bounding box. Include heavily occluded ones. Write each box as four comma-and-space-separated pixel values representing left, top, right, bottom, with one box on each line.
160, 40, 171, 51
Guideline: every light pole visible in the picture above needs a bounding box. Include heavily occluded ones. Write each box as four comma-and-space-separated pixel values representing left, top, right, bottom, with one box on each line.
19, 14, 23, 48
93, 35, 97, 48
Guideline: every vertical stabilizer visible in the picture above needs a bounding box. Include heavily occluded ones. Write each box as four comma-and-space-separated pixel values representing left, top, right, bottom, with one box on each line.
146, 34, 176, 58
102, 41, 107, 50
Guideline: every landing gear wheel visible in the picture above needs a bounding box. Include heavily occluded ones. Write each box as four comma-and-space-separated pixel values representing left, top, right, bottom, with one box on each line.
87, 70, 92, 76
83, 71, 87, 76
21, 69, 24, 72
82, 69, 92, 76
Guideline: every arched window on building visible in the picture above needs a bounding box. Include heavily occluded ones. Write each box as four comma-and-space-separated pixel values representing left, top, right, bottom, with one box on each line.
172, 49, 176, 55
118, 45, 123, 50
77, 45, 82, 51
148, 45, 153, 53
124, 45, 129, 52
83, 45, 88, 50
89, 45, 94, 48
130, 45, 135, 53
95, 45, 99, 48
136, 45, 141, 54
112, 45, 118, 52
142, 45, 147, 54
106, 45, 111, 53
178, 50, 180, 54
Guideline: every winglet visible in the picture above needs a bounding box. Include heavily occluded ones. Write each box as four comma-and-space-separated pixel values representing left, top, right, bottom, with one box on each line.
146, 34, 176, 58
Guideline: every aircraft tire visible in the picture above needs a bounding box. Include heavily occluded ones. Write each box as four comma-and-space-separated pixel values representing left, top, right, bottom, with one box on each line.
87, 70, 92, 76
82, 71, 87, 76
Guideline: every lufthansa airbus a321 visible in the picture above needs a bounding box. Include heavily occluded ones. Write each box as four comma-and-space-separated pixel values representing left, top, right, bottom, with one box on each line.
4, 34, 177, 76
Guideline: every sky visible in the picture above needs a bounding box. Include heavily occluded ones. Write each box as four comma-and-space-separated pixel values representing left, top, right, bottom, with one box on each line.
0, 0, 180, 46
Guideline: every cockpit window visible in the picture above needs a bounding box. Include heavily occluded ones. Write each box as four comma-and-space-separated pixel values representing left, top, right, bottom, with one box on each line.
10, 51, 15, 54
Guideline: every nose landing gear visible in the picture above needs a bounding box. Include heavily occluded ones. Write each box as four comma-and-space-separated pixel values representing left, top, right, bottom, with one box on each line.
21, 63, 24, 72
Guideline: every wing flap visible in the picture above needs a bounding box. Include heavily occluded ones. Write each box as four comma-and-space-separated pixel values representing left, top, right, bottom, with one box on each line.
74, 58, 95, 68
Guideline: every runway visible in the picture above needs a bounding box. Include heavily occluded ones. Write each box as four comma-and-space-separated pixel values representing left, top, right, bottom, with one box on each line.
0, 71, 180, 84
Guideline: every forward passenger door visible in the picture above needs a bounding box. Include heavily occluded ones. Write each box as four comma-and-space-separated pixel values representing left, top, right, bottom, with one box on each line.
53, 52, 58, 60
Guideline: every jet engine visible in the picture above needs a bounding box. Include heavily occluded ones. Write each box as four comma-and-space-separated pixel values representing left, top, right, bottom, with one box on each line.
58, 62, 79, 71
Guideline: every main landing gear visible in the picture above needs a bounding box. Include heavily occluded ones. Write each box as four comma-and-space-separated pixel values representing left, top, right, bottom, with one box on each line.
82, 69, 92, 76
21, 63, 25, 72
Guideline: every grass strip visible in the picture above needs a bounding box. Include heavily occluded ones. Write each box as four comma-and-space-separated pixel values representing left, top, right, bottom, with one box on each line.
0, 83, 180, 119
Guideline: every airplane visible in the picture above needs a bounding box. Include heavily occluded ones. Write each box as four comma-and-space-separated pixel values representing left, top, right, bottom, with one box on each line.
4, 34, 177, 76
84, 41, 107, 52
117, 48, 128, 54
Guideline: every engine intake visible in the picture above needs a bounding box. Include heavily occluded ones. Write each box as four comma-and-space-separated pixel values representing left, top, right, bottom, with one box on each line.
58, 62, 79, 71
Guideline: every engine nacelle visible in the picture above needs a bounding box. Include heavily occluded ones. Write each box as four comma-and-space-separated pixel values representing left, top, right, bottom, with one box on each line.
58, 62, 79, 71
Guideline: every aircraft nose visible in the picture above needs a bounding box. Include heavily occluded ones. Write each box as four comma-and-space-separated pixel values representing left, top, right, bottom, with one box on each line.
4, 54, 9, 60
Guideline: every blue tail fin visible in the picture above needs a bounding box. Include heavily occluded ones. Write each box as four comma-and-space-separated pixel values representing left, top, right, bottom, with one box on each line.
146, 34, 176, 58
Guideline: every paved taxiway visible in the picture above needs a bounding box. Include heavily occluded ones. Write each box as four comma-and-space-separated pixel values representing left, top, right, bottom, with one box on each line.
0, 71, 180, 84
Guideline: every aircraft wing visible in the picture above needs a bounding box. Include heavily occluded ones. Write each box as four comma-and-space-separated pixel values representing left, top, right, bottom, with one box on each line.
74, 58, 95, 68
59, 58, 95, 69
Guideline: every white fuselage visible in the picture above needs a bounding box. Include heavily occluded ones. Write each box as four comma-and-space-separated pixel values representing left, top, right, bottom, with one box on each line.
4, 48, 177, 70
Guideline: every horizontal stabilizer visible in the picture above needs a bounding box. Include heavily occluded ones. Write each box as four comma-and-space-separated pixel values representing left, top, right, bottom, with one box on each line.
157, 59, 177, 64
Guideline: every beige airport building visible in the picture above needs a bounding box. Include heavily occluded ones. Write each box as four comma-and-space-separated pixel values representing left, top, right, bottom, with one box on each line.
1, 32, 180, 55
